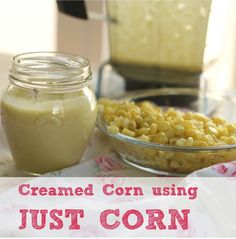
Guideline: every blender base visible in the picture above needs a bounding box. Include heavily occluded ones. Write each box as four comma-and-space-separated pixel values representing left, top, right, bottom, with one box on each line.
97, 61, 202, 107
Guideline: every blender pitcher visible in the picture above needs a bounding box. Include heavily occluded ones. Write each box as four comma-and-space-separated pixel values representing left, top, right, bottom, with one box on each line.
58, 0, 212, 93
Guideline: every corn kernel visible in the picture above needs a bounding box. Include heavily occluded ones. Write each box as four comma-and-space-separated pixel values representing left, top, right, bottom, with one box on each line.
205, 135, 215, 145
227, 124, 236, 134
174, 117, 185, 125
193, 140, 208, 147
105, 107, 116, 115
135, 115, 143, 124
185, 129, 198, 138
205, 121, 216, 128
164, 152, 175, 159
227, 136, 236, 144
122, 128, 135, 137
149, 123, 158, 134
170, 159, 182, 169
175, 138, 186, 146
175, 124, 185, 136
196, 132, 206, 140
114, 117, 123, 127
137, 127, 150, 136
166, 108, 177, 117
212, 117, 226, 125
144, 115, 156, 124
206, 126, 218, 135
153, 132, 168, 144
104, 114, 115, 123
186, 137, 194, 146
156, 112, 165, 120
139, 135, 150, 142
165, 129, 175, 139
122, 118, 130, 128
218, 127, 228, 137
108, 125, 119, 134
183, 112, 194, 120
196, 121, 204, 130
140, 122, 150, 128
129, 120, 137, 131
193, 113, 209, 122
158, 121, 171, 131
130, 107, 140, 117
181, 120, 193, 129
169, 137, 178, 145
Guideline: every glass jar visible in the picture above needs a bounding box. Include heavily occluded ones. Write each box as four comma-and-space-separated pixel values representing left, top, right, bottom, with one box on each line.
1, 52, 97, 175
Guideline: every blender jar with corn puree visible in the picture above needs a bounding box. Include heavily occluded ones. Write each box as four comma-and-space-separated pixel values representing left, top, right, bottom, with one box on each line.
1, 52, 97, 175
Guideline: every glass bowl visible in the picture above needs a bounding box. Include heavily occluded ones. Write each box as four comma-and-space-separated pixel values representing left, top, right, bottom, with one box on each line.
96, 88, 236, 176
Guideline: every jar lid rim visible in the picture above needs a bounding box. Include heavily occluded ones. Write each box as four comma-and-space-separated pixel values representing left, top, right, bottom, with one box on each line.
9, 52, 92, 90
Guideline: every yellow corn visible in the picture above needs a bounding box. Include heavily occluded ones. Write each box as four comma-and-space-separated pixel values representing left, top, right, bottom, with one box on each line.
98, 98, 236, 147
122, 128, 136, 137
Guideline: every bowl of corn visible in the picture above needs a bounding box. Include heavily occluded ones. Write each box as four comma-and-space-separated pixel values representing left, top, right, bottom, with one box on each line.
97, 88, 236, 176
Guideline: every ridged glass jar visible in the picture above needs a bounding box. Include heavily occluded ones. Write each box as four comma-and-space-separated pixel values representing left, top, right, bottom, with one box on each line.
1, 52, 97, 175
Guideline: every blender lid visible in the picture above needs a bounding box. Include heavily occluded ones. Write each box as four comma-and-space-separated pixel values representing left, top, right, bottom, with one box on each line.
57, 0, 88, 20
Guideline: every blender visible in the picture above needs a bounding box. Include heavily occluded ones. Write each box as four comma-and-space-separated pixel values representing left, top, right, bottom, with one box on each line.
58, 0, 212, 98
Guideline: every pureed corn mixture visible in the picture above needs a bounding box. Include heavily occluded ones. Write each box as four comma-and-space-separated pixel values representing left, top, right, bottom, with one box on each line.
98, 98, 236, 173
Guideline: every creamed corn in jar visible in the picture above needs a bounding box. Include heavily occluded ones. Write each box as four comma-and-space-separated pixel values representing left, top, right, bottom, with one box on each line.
1, 52, 97, 174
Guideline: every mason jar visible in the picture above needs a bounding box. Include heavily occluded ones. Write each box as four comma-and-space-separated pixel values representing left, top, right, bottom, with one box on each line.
1, 52, 97, 175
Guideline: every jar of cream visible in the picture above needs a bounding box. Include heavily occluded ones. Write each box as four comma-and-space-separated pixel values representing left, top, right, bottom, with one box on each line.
1, 52, 97, 175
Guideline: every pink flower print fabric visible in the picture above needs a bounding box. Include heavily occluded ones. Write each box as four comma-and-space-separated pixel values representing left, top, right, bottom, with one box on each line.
95, 156, 123, 172
213, 162, 236, 177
